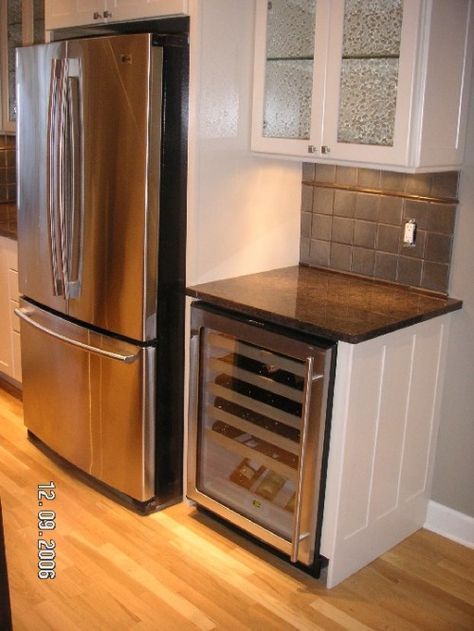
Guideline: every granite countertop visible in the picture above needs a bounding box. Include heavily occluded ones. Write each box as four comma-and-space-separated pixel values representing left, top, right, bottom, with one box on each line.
186, 265, 462, 343
0, 203, 17, 240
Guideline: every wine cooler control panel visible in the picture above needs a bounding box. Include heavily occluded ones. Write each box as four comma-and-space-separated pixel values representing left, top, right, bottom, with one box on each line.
187, 302, 335, 573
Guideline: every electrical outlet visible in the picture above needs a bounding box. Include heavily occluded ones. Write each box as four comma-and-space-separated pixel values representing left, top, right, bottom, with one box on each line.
403, 219, 417, 247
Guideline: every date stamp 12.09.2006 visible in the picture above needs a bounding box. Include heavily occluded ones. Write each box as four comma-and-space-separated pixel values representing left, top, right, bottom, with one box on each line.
36, 481, 56, 580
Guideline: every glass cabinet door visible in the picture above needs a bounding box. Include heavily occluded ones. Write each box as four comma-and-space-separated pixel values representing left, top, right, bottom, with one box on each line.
188, 305, 334, 568
320, 0, 420, 165
251, 0, 331, 156
262, 0, 316, 140
1, 0, 45, 132
336, 0, 403, 147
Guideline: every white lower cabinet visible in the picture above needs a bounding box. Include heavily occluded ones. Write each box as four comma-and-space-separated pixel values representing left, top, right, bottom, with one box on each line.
0, 236, 21, 384
45, 0, 189, 30
321, 315, 449, 587
185, 296, 450, 587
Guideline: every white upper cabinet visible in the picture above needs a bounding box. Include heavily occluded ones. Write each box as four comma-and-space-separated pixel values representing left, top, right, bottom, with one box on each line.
1, 0, 45, 132
251, 0, 474, 171
45, 0, 189, 30
45, 0, 106, 29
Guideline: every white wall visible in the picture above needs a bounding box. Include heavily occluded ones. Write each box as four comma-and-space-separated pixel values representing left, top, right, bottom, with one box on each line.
431, 69, 474, 518
187, 0, 301, 286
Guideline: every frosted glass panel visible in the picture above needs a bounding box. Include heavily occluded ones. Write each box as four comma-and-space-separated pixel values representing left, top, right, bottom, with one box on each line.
338, 58, 399, 146
7, 0, 23, 122
337, 0, 403, 146
263, 60, 313, 139
263, 0, 316, 139
266, 0, 316, 59
343, 0, 403, 57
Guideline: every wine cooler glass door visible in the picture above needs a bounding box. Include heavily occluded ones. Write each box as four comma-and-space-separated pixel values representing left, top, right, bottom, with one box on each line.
187, 305, 333, 568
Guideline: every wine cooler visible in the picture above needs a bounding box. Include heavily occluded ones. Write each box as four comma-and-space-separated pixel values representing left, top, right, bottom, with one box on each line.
187, 302, 335, 574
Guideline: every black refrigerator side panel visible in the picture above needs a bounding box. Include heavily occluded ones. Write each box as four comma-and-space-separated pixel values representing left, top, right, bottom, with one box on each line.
154, 36, 189, 505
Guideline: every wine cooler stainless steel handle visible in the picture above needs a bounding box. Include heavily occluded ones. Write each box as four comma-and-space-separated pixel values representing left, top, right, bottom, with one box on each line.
187, 330, 201, 491
15, 308, 140, 364
291, 355, 315, 563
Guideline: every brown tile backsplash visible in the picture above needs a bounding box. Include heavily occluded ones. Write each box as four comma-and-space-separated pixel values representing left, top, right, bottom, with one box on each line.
313, 187, 334, 214
310, 239, 330, 267
398, 257, 423, 287
352, 247, 375, 276
334, 189, 357, 217
354, 220, 377, 248
332, 216, 354, 244
376, 224, 400, 253
422, 261, 450, 293
355, 192, 379, 220
312, 213, 332, 241
300, 164, 459, 294
330, 242, 352, 272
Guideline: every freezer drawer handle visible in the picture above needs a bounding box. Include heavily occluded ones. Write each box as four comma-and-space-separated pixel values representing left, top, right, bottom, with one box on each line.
15, 308, 139, 364
290, 355, 315, 563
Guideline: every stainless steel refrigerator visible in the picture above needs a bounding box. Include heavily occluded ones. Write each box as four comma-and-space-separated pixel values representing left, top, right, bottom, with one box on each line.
16, 32, 188, 512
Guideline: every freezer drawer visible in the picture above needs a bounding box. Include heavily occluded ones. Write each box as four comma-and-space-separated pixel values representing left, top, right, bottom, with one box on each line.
187, 303, 334, 570
17, 299, 155, 502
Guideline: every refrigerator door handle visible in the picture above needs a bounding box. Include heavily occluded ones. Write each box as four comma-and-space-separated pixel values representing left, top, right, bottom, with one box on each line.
290, 356, 315, 563
15, 308, 140, 364
47, 58, 67, 296
63, 59, 84, 300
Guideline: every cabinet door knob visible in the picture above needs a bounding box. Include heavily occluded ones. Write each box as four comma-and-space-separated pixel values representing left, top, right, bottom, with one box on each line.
103, 10, 112, 18
93, 11, 101, 19
307, 145, 317, 154
321, 145, 331, 154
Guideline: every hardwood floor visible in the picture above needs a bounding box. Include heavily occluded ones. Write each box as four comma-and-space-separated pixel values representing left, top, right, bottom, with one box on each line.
1, 386, 473, 630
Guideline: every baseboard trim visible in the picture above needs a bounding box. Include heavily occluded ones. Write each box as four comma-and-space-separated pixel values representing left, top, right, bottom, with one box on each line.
424, 500, 474, 549
0, 374, 22, 400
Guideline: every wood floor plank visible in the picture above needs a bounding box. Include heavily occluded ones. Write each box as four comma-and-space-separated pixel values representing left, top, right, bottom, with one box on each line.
310, 599, 374, 630
1, 386, 474, 630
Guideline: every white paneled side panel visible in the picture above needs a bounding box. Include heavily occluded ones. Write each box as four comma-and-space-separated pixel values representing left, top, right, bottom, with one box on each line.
399, 319, 446, 501
417, 0, 474, 168
368, 336, 413, 521
12, 331, 22, 383
319, 342, 352, 561
0, 236, 18, 379
0, 237, 12, 375
337, 340, 384, 538
321, 315, 450, 588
